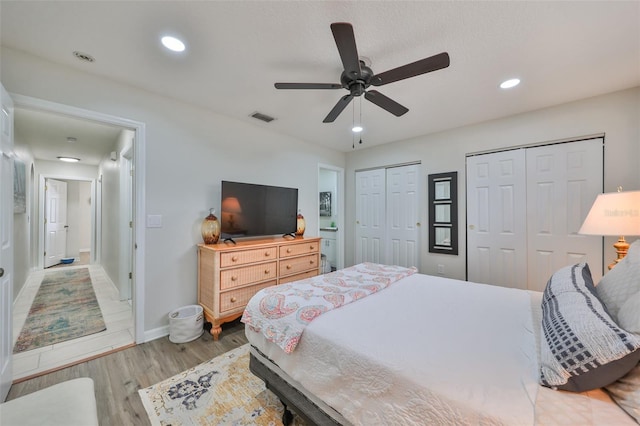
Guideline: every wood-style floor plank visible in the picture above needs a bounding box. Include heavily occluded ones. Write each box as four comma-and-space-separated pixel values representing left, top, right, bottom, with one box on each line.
6, 320, 248, 425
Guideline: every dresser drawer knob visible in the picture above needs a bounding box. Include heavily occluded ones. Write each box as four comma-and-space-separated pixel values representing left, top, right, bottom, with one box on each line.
310, 245, 315, 250
264, 269, 270, 274
310, 260, 315, 264
286, 248, 292, 253
231, 276, 238, 281
230, 297, 237, 303
232, 256, 238, 262
286, 264, 292, 270
264, 252, 270, 257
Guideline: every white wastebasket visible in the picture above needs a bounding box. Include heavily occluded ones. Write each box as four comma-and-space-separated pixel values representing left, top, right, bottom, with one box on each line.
168, 305, 204, 343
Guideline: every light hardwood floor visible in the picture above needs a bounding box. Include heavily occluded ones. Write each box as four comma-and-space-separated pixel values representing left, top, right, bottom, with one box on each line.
12, 262, 134, 380
6, 320, 248, 425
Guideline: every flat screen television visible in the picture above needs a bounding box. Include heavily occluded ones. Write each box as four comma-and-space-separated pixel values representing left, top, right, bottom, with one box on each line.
220, 180, 298, 240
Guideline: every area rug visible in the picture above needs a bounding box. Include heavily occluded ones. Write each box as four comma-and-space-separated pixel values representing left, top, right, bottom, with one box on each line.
13, 268, 106, 353
139, 344, 305, 425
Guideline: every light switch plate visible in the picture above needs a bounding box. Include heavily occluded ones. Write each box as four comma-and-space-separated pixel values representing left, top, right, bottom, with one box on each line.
147, 214, 162, 228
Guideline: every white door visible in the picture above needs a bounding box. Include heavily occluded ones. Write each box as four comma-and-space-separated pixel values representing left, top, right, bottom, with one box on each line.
0, 84, 15, 401
355, 169, 386, 263
526, 139, 604, 291
44, 178, 68, 268
467, 149, 528, 288
386, 164, 420, 268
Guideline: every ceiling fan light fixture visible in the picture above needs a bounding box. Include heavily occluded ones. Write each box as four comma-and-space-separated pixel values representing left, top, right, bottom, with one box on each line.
57, 156, 80, 163
352, 125, 363, 133
161, 36, 186, 52
500, 78, 521, 89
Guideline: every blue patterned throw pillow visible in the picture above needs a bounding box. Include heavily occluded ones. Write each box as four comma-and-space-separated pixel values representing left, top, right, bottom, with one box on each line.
539, 263, 640, 392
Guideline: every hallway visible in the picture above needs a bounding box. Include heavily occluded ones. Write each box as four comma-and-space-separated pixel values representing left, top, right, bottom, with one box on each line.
12, 263, 133, 380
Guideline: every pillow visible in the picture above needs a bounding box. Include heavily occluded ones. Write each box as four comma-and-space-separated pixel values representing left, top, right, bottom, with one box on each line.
606, 364, 640, 423
596, 239, 640, 322
618, 291, 640, 334
539, 262, 640, 392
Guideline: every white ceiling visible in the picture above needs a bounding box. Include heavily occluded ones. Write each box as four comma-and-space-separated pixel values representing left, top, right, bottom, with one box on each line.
2, 1, 639, 158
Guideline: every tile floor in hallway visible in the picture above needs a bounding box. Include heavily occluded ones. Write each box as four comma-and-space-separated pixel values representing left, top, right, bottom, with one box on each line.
12, 262, 134, 380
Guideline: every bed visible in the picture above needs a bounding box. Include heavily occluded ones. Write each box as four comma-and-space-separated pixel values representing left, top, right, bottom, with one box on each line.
241, 254, 640, 425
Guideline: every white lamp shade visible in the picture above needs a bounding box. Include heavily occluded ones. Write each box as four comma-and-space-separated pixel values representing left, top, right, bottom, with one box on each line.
579, 191, 640, 236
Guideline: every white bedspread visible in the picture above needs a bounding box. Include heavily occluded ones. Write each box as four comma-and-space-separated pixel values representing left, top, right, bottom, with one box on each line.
247, 273, 540, 425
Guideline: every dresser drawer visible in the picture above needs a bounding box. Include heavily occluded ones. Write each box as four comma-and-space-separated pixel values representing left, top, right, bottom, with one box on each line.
280, 253, 319, 276
220, 261, 277, 290
220, 247, 277, 267
279, 269, 318, 284
280, 241, 320, 258
219, 281, 275, 314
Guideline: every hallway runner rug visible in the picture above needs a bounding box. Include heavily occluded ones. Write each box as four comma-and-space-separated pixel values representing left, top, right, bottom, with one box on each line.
13, 268, 106, 353
139, 344, 305, 425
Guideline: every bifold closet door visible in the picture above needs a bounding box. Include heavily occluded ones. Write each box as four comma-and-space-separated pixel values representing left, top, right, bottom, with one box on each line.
386, 165, 419, 268
467, 138, 603, 291
355, 168, 386, 264
355, 164, 420, 268
526, 139, 603, 291
466, 149, 528, 289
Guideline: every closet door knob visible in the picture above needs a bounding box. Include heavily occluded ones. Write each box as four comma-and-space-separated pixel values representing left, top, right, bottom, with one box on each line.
0, 268, 4, 278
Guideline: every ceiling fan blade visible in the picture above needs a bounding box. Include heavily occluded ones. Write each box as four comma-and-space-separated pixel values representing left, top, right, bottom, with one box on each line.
330, 23, 362, 78
275, 83, 342, 90
364, 90, 409, 116
323, 94, 354, 123
371, 52, 450, 86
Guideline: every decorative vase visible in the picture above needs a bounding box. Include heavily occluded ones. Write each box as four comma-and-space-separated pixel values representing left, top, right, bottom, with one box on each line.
201, 208, 220, 244
296, 209, 306, 236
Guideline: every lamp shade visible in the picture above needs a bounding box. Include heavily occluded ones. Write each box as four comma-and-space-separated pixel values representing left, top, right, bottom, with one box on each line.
579, 191, 640, 236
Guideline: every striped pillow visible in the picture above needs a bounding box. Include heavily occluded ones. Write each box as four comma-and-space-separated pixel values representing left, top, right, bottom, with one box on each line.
539, 263, 640, 392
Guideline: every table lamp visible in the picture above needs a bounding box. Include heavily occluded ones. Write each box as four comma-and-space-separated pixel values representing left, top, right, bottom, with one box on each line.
579, 189, 640, 269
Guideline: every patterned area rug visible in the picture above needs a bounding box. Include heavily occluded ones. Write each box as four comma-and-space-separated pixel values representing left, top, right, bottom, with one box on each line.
139, 344, 305, 425
13, 268, 106, 353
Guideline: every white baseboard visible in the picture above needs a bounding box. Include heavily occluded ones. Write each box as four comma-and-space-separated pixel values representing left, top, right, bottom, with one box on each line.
143, 325, 169, 343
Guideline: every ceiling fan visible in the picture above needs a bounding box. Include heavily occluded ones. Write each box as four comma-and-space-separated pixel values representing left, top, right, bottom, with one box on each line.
275, 22, 450, 123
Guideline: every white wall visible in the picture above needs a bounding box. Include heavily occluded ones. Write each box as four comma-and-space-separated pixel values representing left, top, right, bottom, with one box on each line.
64, 180, 92, 259
345, 87, 640, 280
1, 47, 346, 335
77, 181, 91, 251
12, 145, 34, 300
100, 145, 121, 291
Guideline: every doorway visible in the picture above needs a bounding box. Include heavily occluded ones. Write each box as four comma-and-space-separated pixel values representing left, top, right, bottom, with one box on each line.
10, 94, 145, 379
318, 164, 345, 271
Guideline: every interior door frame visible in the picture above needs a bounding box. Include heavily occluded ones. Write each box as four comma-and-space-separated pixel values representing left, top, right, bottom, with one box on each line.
318, 163, 345, 270
12, 93, 147, 344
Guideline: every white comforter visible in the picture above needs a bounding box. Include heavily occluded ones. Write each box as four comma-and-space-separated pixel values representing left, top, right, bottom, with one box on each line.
247, 273, 540, 425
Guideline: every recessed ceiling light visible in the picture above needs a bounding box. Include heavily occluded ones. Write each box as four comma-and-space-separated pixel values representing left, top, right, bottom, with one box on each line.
500, 78, 521, 89
57, 156, 80, 163
161, 36, 186, 52
352, 125, 363, 133
66, 137, 77, 143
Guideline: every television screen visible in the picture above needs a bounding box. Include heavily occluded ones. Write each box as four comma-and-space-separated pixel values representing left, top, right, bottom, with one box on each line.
220, 181, 298, 239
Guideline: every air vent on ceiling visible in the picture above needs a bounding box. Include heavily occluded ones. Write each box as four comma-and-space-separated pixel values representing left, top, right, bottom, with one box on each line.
73, 51, 95, 63
250, 112, 275, 123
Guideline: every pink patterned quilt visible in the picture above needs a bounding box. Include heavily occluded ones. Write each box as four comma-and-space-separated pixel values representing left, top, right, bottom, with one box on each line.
241, 262, 417, 353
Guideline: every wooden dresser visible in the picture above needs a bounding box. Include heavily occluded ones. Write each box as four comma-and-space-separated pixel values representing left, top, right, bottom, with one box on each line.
197, 236, 321, 339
